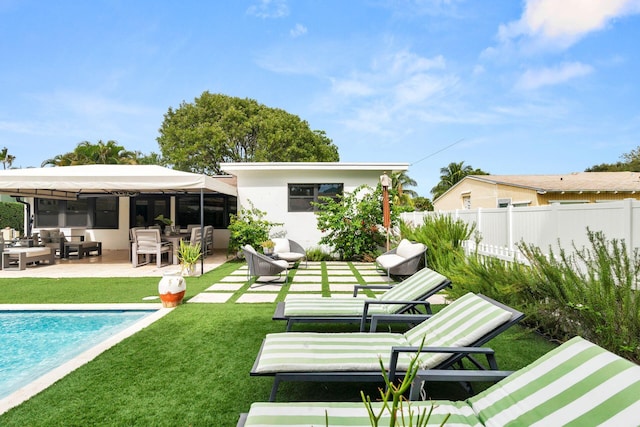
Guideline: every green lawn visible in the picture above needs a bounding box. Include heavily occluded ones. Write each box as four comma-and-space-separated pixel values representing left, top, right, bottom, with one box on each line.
0, 263, 556, 426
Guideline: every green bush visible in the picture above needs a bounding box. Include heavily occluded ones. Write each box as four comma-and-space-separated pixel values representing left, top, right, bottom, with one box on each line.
305, 246, 335, 261
0, 201, 24, 234
520, 229, 640, 362
314, 185, 390, 261
227, 201, 282, 256
399, 214, 476, 274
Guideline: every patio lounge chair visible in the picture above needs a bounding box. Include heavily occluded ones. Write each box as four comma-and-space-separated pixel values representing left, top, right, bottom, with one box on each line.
251, 293, 523, 401
273, 267, 451, 331
272, 238, 306, 268
239, 336, 640, 426
376, 239, 427, 279
243, 244, 289, 284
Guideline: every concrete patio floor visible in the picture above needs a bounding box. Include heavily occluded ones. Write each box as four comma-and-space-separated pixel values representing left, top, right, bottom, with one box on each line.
0, 249, 229, 278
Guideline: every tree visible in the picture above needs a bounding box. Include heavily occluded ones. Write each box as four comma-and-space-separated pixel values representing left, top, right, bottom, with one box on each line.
157, 92, 339, 175
430, 161, 488, 200
41, 140, 139, 166
586, 145, 640, 172
0, 147, 15, 169
412, 196, 433, 211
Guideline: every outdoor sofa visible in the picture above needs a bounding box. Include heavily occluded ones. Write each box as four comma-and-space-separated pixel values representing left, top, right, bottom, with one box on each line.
273, 267, 451, 331
239, 336, 640, 426
251, 293, 524, 401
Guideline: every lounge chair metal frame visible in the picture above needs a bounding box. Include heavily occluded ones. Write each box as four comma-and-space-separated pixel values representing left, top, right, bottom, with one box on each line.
251, 294, 524, 402
273, 270, 452, 331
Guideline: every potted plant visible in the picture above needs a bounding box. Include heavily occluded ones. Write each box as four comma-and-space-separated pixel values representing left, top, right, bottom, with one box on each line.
154, 214, 174, 235
178, 239, 202, 276
261, 239, 275, 255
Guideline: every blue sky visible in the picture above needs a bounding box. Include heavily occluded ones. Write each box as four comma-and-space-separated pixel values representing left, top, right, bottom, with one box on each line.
1, 0, 639, 196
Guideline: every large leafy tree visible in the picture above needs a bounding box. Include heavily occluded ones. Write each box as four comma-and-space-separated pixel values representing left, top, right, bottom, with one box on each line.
0, 147, 15, 169
586, 145, 640, 172
431, 161, 488, 200
157, 92, 339, 175
41, 140, 139, 166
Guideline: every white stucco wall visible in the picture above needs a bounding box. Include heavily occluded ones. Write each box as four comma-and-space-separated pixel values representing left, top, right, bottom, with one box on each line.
226, 164, 409, 250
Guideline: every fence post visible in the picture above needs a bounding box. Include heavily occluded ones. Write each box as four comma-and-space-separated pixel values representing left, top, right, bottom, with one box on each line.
623, 198, 634, 259
507, 204, 514, 251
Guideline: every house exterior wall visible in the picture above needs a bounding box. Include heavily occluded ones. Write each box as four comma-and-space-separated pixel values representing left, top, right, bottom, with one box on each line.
434, 177, 640, 211
434, 180, 541, 210
232, 169, 390, 250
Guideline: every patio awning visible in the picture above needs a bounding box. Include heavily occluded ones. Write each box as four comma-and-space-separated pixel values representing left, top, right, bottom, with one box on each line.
0, 165, 237, 200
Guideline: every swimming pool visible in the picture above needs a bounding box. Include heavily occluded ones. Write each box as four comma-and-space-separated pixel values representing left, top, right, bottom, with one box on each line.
0, 305, 168, 414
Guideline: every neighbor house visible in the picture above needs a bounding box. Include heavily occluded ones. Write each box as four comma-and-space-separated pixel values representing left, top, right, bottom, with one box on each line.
434, 172, 640, 211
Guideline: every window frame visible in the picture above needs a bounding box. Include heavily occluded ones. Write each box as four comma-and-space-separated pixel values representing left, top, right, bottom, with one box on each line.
288, 183, 344, 212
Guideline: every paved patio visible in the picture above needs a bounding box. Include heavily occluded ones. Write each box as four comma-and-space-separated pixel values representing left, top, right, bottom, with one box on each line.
189, 262, 447, 305
0, 249, 228, 278
0, 251, 447, 304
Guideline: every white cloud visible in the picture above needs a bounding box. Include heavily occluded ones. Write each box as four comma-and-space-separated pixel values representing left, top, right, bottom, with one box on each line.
246, 0, 289, 19
290, 23, 307, 38
499, 0, 640, 49
516, 62, 594, 90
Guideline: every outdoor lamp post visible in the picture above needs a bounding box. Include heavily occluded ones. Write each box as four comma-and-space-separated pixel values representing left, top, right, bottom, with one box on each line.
380, 172, 392, 251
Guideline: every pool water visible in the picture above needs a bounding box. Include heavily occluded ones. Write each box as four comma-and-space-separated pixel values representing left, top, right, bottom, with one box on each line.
0, 310, 155, 400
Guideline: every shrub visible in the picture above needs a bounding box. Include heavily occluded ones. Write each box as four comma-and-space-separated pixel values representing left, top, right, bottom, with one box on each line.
305, 247, 334, 261
227, 201, 282, 256
0, 201, 24, 234
520, 229, 640, 362
314, 185, 390, 261
399, 214, 476, 274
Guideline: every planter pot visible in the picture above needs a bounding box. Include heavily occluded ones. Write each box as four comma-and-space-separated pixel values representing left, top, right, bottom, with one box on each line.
263, 247, 274, 255
158, 273, 186, 308
180, 262, 196, 276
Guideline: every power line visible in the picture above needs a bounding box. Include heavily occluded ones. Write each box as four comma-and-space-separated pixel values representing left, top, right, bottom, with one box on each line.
410, 138, 465, 166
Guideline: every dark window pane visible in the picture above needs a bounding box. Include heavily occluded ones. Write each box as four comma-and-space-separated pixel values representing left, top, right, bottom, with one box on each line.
35, 199, 60, 227
288, 184, 343, 212
95, 197, 118, 228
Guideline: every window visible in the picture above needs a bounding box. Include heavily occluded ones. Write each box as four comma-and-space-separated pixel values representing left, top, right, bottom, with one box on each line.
175, 194, 237, 229
462, 195, 471, 209
35, 197, 119, 229
497, 198, 512, 208
288, 183, 343, 212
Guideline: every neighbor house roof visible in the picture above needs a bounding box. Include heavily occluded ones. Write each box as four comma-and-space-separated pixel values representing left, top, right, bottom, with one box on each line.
0, 165, 237, 200
465, 172, 640, 193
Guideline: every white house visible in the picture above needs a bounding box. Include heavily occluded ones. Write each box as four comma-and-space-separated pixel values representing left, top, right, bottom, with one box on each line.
221, 162, 410, 249
0, 162, 409, 251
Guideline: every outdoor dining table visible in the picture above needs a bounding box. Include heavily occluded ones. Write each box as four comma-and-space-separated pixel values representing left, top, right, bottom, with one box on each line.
162, 234, 189, 265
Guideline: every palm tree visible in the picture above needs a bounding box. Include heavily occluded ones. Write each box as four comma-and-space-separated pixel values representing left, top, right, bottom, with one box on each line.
431, 161, 486, 200
0, 147, 15, 169
41, 140, 139, 167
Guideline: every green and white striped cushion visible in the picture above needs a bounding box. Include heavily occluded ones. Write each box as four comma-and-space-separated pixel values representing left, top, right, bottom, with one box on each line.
469, 336, 640, 426
377, 268, 448, 313
254, 293, 511, 373
253, 332, 405, 373
283, 268, 447, 317
403, 293, 512, 369
283, 298, 388, 317
243, 401, 482, 427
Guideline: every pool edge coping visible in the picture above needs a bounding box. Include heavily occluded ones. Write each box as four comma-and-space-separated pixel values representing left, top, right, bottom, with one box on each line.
0, 303, 169, 415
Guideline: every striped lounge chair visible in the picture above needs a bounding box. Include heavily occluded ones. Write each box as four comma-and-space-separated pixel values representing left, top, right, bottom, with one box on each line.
273, 267, 452, 331
251, 293, 523, 401
239, 336, 640, 426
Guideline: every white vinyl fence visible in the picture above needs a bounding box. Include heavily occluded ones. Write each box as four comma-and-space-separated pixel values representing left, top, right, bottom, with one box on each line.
401, 199, 640, 262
